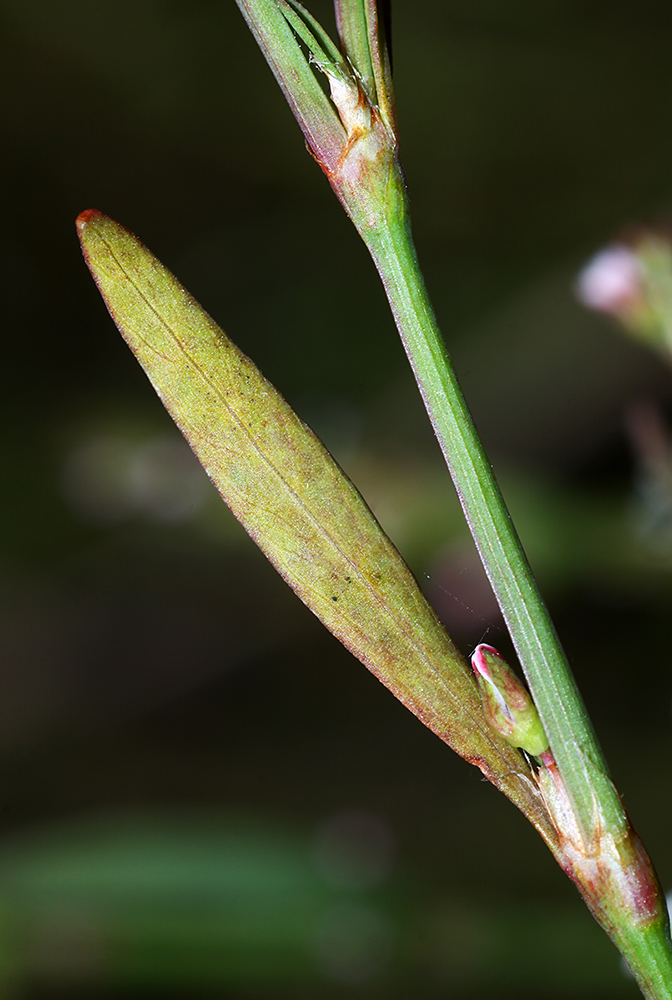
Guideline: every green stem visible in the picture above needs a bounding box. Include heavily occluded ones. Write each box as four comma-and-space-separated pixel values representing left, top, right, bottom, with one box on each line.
363, 204, 672, 997
229, 1, 672, 988
364, 202, 621, 845
619, 923, 672, 1000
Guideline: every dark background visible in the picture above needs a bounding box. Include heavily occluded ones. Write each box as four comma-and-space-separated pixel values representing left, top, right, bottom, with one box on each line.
2, 0, 672, 996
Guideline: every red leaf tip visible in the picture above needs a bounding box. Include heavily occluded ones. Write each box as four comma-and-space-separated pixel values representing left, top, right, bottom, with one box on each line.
76, 209, 104, 234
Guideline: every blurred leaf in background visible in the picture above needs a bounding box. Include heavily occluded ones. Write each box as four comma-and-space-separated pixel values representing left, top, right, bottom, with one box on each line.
2, 0, 672, 996
0, 808, 641, 997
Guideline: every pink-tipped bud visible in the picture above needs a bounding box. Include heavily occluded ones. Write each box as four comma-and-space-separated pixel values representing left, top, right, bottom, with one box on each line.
471, 644, 549, 757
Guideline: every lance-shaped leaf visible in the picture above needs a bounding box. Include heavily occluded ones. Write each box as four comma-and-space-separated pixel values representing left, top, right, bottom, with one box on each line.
77, 208, 559, 854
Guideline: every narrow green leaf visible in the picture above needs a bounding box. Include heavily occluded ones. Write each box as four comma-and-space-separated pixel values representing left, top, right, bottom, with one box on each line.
334, 0, 396, 135
281, 0, 347, 75
235, 0, 345, 173
334, 0, 376, 101
362, 0, 396, 134
77, 208, 559, 853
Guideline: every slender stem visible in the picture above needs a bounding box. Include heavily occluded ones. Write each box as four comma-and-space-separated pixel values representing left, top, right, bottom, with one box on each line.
367, 202, 672, 994
363, 206, 623, 844
230, 2, 672, 988
619, 925, 672, 1000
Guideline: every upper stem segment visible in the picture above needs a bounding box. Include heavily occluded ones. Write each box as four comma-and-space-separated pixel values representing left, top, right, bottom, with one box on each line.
364, 197, 618, 843
234, 0, 672, 991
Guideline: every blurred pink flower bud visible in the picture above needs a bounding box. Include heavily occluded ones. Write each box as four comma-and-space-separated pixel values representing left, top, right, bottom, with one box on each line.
577, 232, 672, 355
575, 246, 642, 315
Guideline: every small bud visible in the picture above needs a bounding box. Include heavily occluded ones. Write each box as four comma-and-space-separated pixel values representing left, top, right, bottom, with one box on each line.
575, 245, 642, 316
471, 644, 549, 757
576, 233, 672, 356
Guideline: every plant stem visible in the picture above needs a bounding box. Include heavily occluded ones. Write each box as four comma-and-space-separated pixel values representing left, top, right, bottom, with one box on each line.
362, 203, 672, 997
363, 200, 621, 845
230, 2, 672, 988
618, 923, 672, 1000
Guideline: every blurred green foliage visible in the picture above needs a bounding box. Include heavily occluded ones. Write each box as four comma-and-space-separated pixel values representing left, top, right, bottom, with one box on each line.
2, 0, 672, 996
0, 810, 636, 997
